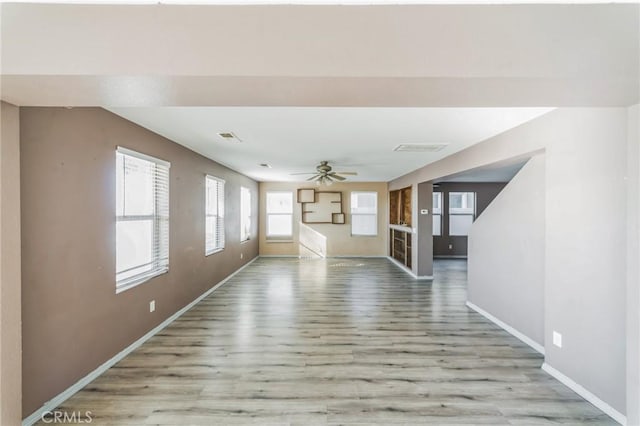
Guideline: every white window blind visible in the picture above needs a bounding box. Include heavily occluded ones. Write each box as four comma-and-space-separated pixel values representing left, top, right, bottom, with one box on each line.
449, 191, 475, 236
116, 147, 170, 293
205, 175, 225, 254
433, 192, 442, 236
351, 191, 378, 236
241, 187, 251, 242
266, 192, 293, 239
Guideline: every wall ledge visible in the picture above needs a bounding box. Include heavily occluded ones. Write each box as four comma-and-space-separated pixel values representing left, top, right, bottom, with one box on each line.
541, 363, 626, 426
22, 257, 259, 426
465, 300, 545, 355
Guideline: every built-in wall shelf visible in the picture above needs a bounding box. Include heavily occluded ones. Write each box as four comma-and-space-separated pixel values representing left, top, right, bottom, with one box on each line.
298, 189, 345, 224
390, 227, 412, 269
389, 186, 412, 227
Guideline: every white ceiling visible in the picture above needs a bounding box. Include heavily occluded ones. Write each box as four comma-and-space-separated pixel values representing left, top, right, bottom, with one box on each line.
107, 107, 552, 181
2, 3, 637, 182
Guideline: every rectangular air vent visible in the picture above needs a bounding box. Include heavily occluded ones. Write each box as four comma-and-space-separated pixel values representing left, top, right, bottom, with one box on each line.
218, 132, 242, 142
393, 144, 447, 152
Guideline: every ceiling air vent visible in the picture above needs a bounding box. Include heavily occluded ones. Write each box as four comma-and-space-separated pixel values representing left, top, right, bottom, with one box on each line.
393, 144, 447, 153
218, 132, 242, 142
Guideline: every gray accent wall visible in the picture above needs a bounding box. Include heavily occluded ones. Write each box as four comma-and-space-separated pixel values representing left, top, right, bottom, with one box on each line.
544, 109, 627, 414
468, 156, 545, 347
20, 107, 260, 417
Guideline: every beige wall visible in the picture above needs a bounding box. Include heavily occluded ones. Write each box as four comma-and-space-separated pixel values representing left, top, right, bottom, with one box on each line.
0, 102, 22, 426
20, 107, 259, 417
259, 182, 387, 257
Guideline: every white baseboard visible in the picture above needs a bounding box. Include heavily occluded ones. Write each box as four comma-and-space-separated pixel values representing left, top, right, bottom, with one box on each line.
258, 254, 301, 258
22, 256, 259, 426
259, 255, 387, 259
541, 363, 626, 426
386, 256, 433, 280
331, 255, 387, 258
465, 301, 545, 355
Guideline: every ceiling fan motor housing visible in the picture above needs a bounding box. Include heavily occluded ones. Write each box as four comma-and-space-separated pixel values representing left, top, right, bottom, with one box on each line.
317, 161, 332, 174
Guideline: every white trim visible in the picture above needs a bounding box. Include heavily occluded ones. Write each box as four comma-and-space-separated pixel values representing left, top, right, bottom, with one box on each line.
386, 256, 433, 280
541, 363, 627, 426
116, 146, 170, 168
22, 257, 259, 426
465, 301, 545, 355
331, 255, 387, 258
388, 224, 414, 233
259, 255, 388, 259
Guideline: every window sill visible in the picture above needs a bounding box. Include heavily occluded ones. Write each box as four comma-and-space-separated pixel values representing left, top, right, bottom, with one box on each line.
206, 248, 224, 257
266, 239, 293, 243
116, 269, 168, 294
241, 239, 251, 244
351, 234, 378, 237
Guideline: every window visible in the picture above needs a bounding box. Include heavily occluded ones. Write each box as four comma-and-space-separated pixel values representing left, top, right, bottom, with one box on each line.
449, 192, 475, 236
205, 175, 225, 254
116, 147, 170, 293
266, 191, 293, 239
433, 192, 442, 236
241, 187, 251, 242
351, 191, 378, 236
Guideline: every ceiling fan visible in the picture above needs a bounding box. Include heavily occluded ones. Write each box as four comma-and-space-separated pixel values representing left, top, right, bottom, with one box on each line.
290, 161, 357, 186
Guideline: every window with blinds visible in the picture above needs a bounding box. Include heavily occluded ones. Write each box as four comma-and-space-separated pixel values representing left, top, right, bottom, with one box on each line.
351, 191, 378, 236
241, 186, 251, 242
266, 191, 293, 239
205, 175, 225, 254
115, 147, 170, 293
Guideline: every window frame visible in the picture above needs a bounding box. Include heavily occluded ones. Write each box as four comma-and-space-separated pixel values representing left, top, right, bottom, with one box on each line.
240, 186, 251, 243
448, 191, 476, 236
350, 191, 378, 237
115, 146, 170, 294
432, 191, 442, 237
205, 175, 225, 255
265, 191, 294, 241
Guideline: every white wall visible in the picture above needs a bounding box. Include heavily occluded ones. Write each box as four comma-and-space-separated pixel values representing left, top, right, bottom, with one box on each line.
468, 155, 545, 348
626, 104, 640, 426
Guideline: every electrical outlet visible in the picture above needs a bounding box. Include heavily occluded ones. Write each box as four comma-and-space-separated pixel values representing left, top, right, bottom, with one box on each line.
149, 300, 155, 313
448, 244, 453, 250
240, 253, 244, 259
553, 331, 562, 348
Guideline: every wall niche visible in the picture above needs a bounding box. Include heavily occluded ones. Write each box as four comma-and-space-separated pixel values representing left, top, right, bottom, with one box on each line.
389, 186, 412, 227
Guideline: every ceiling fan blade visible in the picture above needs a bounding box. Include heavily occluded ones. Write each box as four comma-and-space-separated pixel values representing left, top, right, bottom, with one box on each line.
306, 174, 320, 181
335, 171, 358, 175
290, 172, 317, 175
328, 173, 346, 181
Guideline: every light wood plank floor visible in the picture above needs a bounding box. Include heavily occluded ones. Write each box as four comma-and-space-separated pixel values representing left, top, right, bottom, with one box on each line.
46, 258, 615, 425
